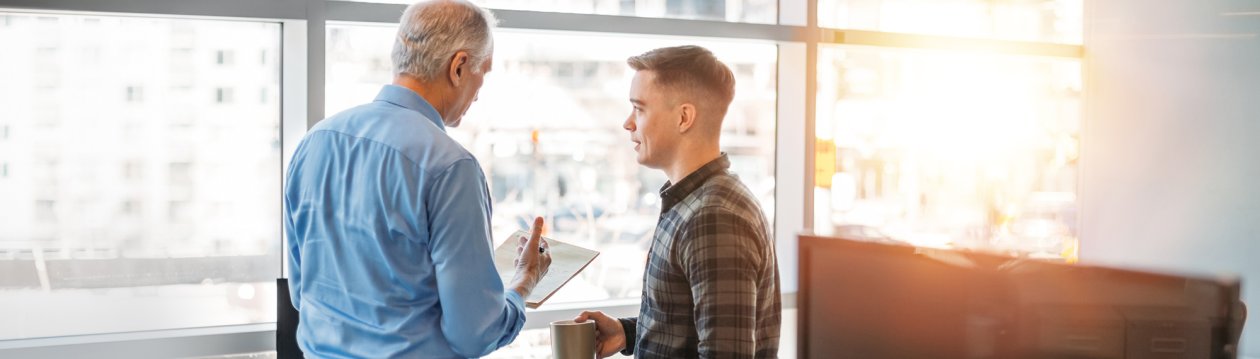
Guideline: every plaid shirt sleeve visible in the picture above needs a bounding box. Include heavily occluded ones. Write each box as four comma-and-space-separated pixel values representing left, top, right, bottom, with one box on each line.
678, 206, 766, 359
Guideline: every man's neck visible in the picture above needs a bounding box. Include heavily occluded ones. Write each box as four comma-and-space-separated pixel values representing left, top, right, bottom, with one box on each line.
393, 75, 450, 120
664, 145, 721, 185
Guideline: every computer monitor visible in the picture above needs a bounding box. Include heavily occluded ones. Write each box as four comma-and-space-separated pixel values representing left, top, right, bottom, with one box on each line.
797, 234, 1244, 359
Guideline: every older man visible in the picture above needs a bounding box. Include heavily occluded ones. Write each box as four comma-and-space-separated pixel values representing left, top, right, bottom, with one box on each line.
284, 1, 549, 357
576, 45, 782, 358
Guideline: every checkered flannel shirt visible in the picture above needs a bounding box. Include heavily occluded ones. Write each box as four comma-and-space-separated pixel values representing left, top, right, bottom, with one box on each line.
618, 154, 782, 358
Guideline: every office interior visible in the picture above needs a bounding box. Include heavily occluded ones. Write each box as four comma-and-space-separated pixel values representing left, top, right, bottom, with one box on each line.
0, 0, 1256, 358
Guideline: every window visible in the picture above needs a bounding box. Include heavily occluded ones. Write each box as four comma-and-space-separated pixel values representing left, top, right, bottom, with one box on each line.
122, 160, 142, 181
169, 200, 191, 222
125, 85, 143, 102
216, 87, 234, 104
813, 45, 1081, 259
327, 25, 777, 305
345, 0, 777, 23
819, 0, 1083, 44
171, 48, 197, 87
2, 163, 8, 178
0, 12, 281, 340
2, 124, 9, 139
169, 161, 193, 184
120, 200, 140, 217
216, 49, 234, 65
35, 200, 57, 222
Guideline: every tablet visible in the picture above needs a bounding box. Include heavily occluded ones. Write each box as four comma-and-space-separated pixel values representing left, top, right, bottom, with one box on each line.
493, 230, 600, 308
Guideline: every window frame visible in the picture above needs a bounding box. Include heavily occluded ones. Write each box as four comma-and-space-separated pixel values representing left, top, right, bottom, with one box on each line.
0, 0, 1082, 357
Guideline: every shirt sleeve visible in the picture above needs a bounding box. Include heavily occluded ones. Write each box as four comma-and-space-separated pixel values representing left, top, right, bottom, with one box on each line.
283, 145, 307, 311
618, 317, 638, 356
284, 196, 302, 311
679, 206, 765, 359
427, 158, 527, 358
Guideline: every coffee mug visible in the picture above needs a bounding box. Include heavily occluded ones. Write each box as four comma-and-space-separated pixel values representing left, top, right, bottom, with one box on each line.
551, 319, 596, 359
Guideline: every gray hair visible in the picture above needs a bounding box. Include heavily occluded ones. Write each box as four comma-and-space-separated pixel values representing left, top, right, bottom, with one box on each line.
392, 0, 497, 80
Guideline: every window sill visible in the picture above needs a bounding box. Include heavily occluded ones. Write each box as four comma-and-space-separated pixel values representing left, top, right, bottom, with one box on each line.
0, 294, 796, 357
0, 323, 275, 358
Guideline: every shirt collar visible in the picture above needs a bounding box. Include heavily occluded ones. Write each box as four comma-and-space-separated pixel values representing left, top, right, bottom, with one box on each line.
374, 84, 446, 131
659, 153, 731, 213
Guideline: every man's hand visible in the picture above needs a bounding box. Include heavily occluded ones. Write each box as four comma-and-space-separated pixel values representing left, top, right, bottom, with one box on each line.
574, 310, 627, 358
509, 217, 550, 299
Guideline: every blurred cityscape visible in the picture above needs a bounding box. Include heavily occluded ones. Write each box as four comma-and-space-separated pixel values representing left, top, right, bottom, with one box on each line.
807, 0, 1083, 262
814, 46, 1082, 260
0, 13, 282, 339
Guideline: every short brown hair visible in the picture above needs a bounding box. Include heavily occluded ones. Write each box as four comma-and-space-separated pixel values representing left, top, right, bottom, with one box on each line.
627, 45, 736, 122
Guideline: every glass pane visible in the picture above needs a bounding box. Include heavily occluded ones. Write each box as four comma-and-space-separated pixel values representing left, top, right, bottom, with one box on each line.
814, 45, 1081, 260
819, 0, 1083, 44
327, 25, 777, 304
343, 0, 777, 24
0, 13, 282, 339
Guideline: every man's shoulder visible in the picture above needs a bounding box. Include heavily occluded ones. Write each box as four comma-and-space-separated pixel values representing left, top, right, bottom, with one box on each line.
691, 172, 762, 214
667, 173, 773, 268
308, 102, 474, 171
668, 172, 769, 240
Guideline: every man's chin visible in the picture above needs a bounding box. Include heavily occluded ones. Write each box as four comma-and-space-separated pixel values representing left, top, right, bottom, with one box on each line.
635, 156, 659, 169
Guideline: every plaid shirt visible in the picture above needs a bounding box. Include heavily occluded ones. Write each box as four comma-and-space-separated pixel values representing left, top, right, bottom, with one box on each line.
618, 154, 782, 358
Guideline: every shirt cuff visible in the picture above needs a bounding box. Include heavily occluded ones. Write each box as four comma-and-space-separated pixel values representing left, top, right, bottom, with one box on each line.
504, 290, 526, 312
617, 317, 636, 356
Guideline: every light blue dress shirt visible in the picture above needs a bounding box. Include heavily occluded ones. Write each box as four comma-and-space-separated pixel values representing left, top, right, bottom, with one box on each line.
284, 85, 526, 358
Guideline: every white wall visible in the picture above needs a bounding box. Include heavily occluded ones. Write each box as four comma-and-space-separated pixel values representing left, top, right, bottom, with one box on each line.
1083, 0, 1260, 356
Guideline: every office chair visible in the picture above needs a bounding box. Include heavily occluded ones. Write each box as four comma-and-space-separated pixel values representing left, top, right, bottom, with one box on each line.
277, 278, 303, 359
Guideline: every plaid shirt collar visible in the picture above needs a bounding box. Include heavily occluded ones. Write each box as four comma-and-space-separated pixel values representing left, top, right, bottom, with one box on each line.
658, 153, 730, 214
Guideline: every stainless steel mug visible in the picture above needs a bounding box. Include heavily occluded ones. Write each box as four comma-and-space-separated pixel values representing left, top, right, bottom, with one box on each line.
551, 320, 596, 359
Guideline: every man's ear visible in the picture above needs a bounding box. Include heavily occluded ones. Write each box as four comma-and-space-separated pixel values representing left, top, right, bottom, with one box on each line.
677, 103, 697, 134
448, 51, 470, 86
